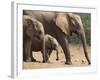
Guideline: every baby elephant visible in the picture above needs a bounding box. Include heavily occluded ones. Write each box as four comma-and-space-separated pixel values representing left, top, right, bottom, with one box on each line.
31, 34, 59, 62
44, 34, 59, 62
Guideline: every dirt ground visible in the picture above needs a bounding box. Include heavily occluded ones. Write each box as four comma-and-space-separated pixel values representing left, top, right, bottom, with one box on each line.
23, 45, 91, 69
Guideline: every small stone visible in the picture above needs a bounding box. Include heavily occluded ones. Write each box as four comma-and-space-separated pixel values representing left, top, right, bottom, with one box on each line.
82, 60, 85, 64
71, 54, 74, 57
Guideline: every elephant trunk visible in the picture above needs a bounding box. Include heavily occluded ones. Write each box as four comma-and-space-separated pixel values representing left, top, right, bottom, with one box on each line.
79, 30, 91, 65
42, 36, 47, 62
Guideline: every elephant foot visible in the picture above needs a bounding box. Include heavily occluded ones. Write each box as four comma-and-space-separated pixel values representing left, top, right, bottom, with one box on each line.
88, 61, 91, 65
26, 57, 32, 62
25, 57, 36, 62
31, 58, 36, 62
65, 60, 72, 65
42, 60, 46, 63
43, 59, 48, 63
56, 58, 59, 61
42, 56, 48, 63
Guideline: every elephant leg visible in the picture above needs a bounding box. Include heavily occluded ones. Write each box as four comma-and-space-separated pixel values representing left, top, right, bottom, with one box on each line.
41, 38, 48, 63
23, 42, 26, 61
41, 49, 48, 63
48, 49, 52, 57
46, 49, 52, 61
57, 35, 72, 65
24, 39, 33, 62
41, 51, 45, 63
55, 48, 59, 61
23, 46, 26, 61
78, 31, 91, 65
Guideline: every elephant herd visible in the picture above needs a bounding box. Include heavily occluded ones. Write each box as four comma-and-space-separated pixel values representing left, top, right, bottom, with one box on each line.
23, 10, 91, 65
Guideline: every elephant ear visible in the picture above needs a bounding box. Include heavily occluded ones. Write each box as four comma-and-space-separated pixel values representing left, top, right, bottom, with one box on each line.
54, 13, 70, 35
67, 13, 76, 25
23, 15, 35, 39
67, 13, 83, 29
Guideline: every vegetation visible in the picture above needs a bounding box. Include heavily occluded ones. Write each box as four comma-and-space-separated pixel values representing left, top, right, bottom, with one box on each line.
70, 13, 91, 46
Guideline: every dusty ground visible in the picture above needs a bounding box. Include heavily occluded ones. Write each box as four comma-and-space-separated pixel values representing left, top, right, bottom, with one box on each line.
23, 45, 91, 69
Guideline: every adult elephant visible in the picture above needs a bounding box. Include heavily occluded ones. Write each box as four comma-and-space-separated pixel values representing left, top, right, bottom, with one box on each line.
23, 15, 45, 62
23, 10, 91, 65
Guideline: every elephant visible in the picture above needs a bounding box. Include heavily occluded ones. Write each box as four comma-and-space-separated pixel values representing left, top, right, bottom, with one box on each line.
23, 10, 91, 65
23, 15, 45, 62
31, 34, 59, 62
44, 34, 59, 61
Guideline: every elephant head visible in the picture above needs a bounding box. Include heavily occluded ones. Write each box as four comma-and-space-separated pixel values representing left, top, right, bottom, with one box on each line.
54, 13, 91, 64
23, 15, 44, 41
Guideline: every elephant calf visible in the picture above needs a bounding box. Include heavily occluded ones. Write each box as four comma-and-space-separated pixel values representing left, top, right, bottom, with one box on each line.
31, 34, 59, 62
44, 34, 59, 62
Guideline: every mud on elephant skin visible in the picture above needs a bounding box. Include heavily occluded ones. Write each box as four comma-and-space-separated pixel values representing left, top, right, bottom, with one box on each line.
23, 10, 91, 65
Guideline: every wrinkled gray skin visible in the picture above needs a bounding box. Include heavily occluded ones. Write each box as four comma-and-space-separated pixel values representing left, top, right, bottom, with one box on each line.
31, 34, 59, 62
23, 10, 91, 65
23, 15, 45, 62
